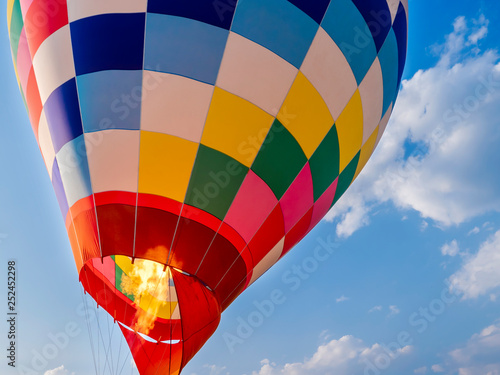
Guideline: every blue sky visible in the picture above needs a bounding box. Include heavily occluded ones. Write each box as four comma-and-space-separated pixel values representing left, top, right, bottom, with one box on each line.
2, 1, 500, 375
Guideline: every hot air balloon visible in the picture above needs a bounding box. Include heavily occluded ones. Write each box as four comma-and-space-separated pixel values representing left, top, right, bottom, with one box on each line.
7, 0, 408, 374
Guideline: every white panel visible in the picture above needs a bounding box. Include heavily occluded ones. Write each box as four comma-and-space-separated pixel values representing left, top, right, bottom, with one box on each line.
67, 0, 148, 22
85, 129, 140, 193
248, 238, 285, 286
38, 111, 56, 179
301, 27, 358, 121
217, 32, 298, 116
32, 25, 75, 105
359, 58, 384, 144
141, 71, 214, 143
374, 102, 394, 148
386, 0, 401, 23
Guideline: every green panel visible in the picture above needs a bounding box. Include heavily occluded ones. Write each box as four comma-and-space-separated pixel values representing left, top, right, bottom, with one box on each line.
185, 145, 248, 220
309, 124, 340, 201
115, 263, 134, 302
332, 152, 360, 206
251, 120, 307, 199
9, 0, 24, 63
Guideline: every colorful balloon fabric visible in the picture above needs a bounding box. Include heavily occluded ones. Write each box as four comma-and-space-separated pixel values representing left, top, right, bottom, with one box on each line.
7, 0, 408, 374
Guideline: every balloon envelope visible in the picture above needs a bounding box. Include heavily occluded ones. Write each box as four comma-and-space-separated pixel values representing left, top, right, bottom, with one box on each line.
7, 0, 408, 374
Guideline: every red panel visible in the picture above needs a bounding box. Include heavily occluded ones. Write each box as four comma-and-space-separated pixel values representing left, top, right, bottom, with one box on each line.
172, 270, 220, 366
66, 196, 100, 272
219, 221, 248, 252
96, 204, 136, 258
119, 326, 182, 375
282, 207, 314, 256
216, 247, 253, 310
94, 190, 137, 206
168, 216, 218, 276
138, 193, 182, 216
66, 194, 95, 225
25, 68, 42, 139
308, 178, 338, 233
196, 233, 248, 300
24, 0, 69, 55
220, 275, 247, 311
247, 204, 285, 265
134, 205, 178, 264
182, 204, 221, 233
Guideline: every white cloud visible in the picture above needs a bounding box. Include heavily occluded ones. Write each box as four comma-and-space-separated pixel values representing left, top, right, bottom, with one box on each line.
441, 240, 460, 257
336, 295, 349, 303
44, 366, 74, 375
203, 364, 228, 375
431, 364, 445, 373
467, 226, 480, 235
368, 305, 383, 313
449, 230, 500, 299
252, 335, 412, 375
447, 320, 500, 374
414, 366, 428, 374
387, 305, 400, 318
325, 15, 500, 238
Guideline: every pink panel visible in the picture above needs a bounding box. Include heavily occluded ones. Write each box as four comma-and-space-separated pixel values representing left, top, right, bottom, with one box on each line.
280, 163, 314, 233
225, 170, 278, 243
20, 0, 35, 17
91, 257, 116, 287
308, 178, 338, 232
16, 29, 32, 94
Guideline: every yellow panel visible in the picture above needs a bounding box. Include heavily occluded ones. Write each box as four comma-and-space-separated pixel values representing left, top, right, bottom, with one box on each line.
7, 0, 15, 32
138, 131, 198, 202
277, 71, 333, 158
115, 255, 134, 274
137, 293, 178, 320
201, 87, 274, 167
354, 126, 379, 179
336, 89, 364, 172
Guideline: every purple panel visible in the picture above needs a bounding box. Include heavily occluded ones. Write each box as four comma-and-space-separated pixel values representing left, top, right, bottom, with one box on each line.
44, 78, 83, 153
52, 159, 69, 218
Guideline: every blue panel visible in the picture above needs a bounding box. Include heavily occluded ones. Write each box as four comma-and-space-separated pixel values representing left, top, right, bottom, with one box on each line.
44, 78, 83, 153
231, 0, 319, 69
351, 0, 391, 52
148, 0, 238, 30
378, 28, 399, 115
52, 160, 69, 218
77, 70, 143, 132
321, 0, 377, 84
56, 135, 93, 207
70, 13, 145, 76
144, 14, 228, 85
393, 3, 408, 89
286, 0, 331, 24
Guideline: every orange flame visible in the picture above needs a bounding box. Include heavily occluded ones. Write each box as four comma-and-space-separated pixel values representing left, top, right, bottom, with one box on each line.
120, 259, 170, 335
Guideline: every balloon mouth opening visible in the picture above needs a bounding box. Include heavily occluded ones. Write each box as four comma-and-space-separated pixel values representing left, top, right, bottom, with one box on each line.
117, 321, 181, 344
79, 255, 222, 371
